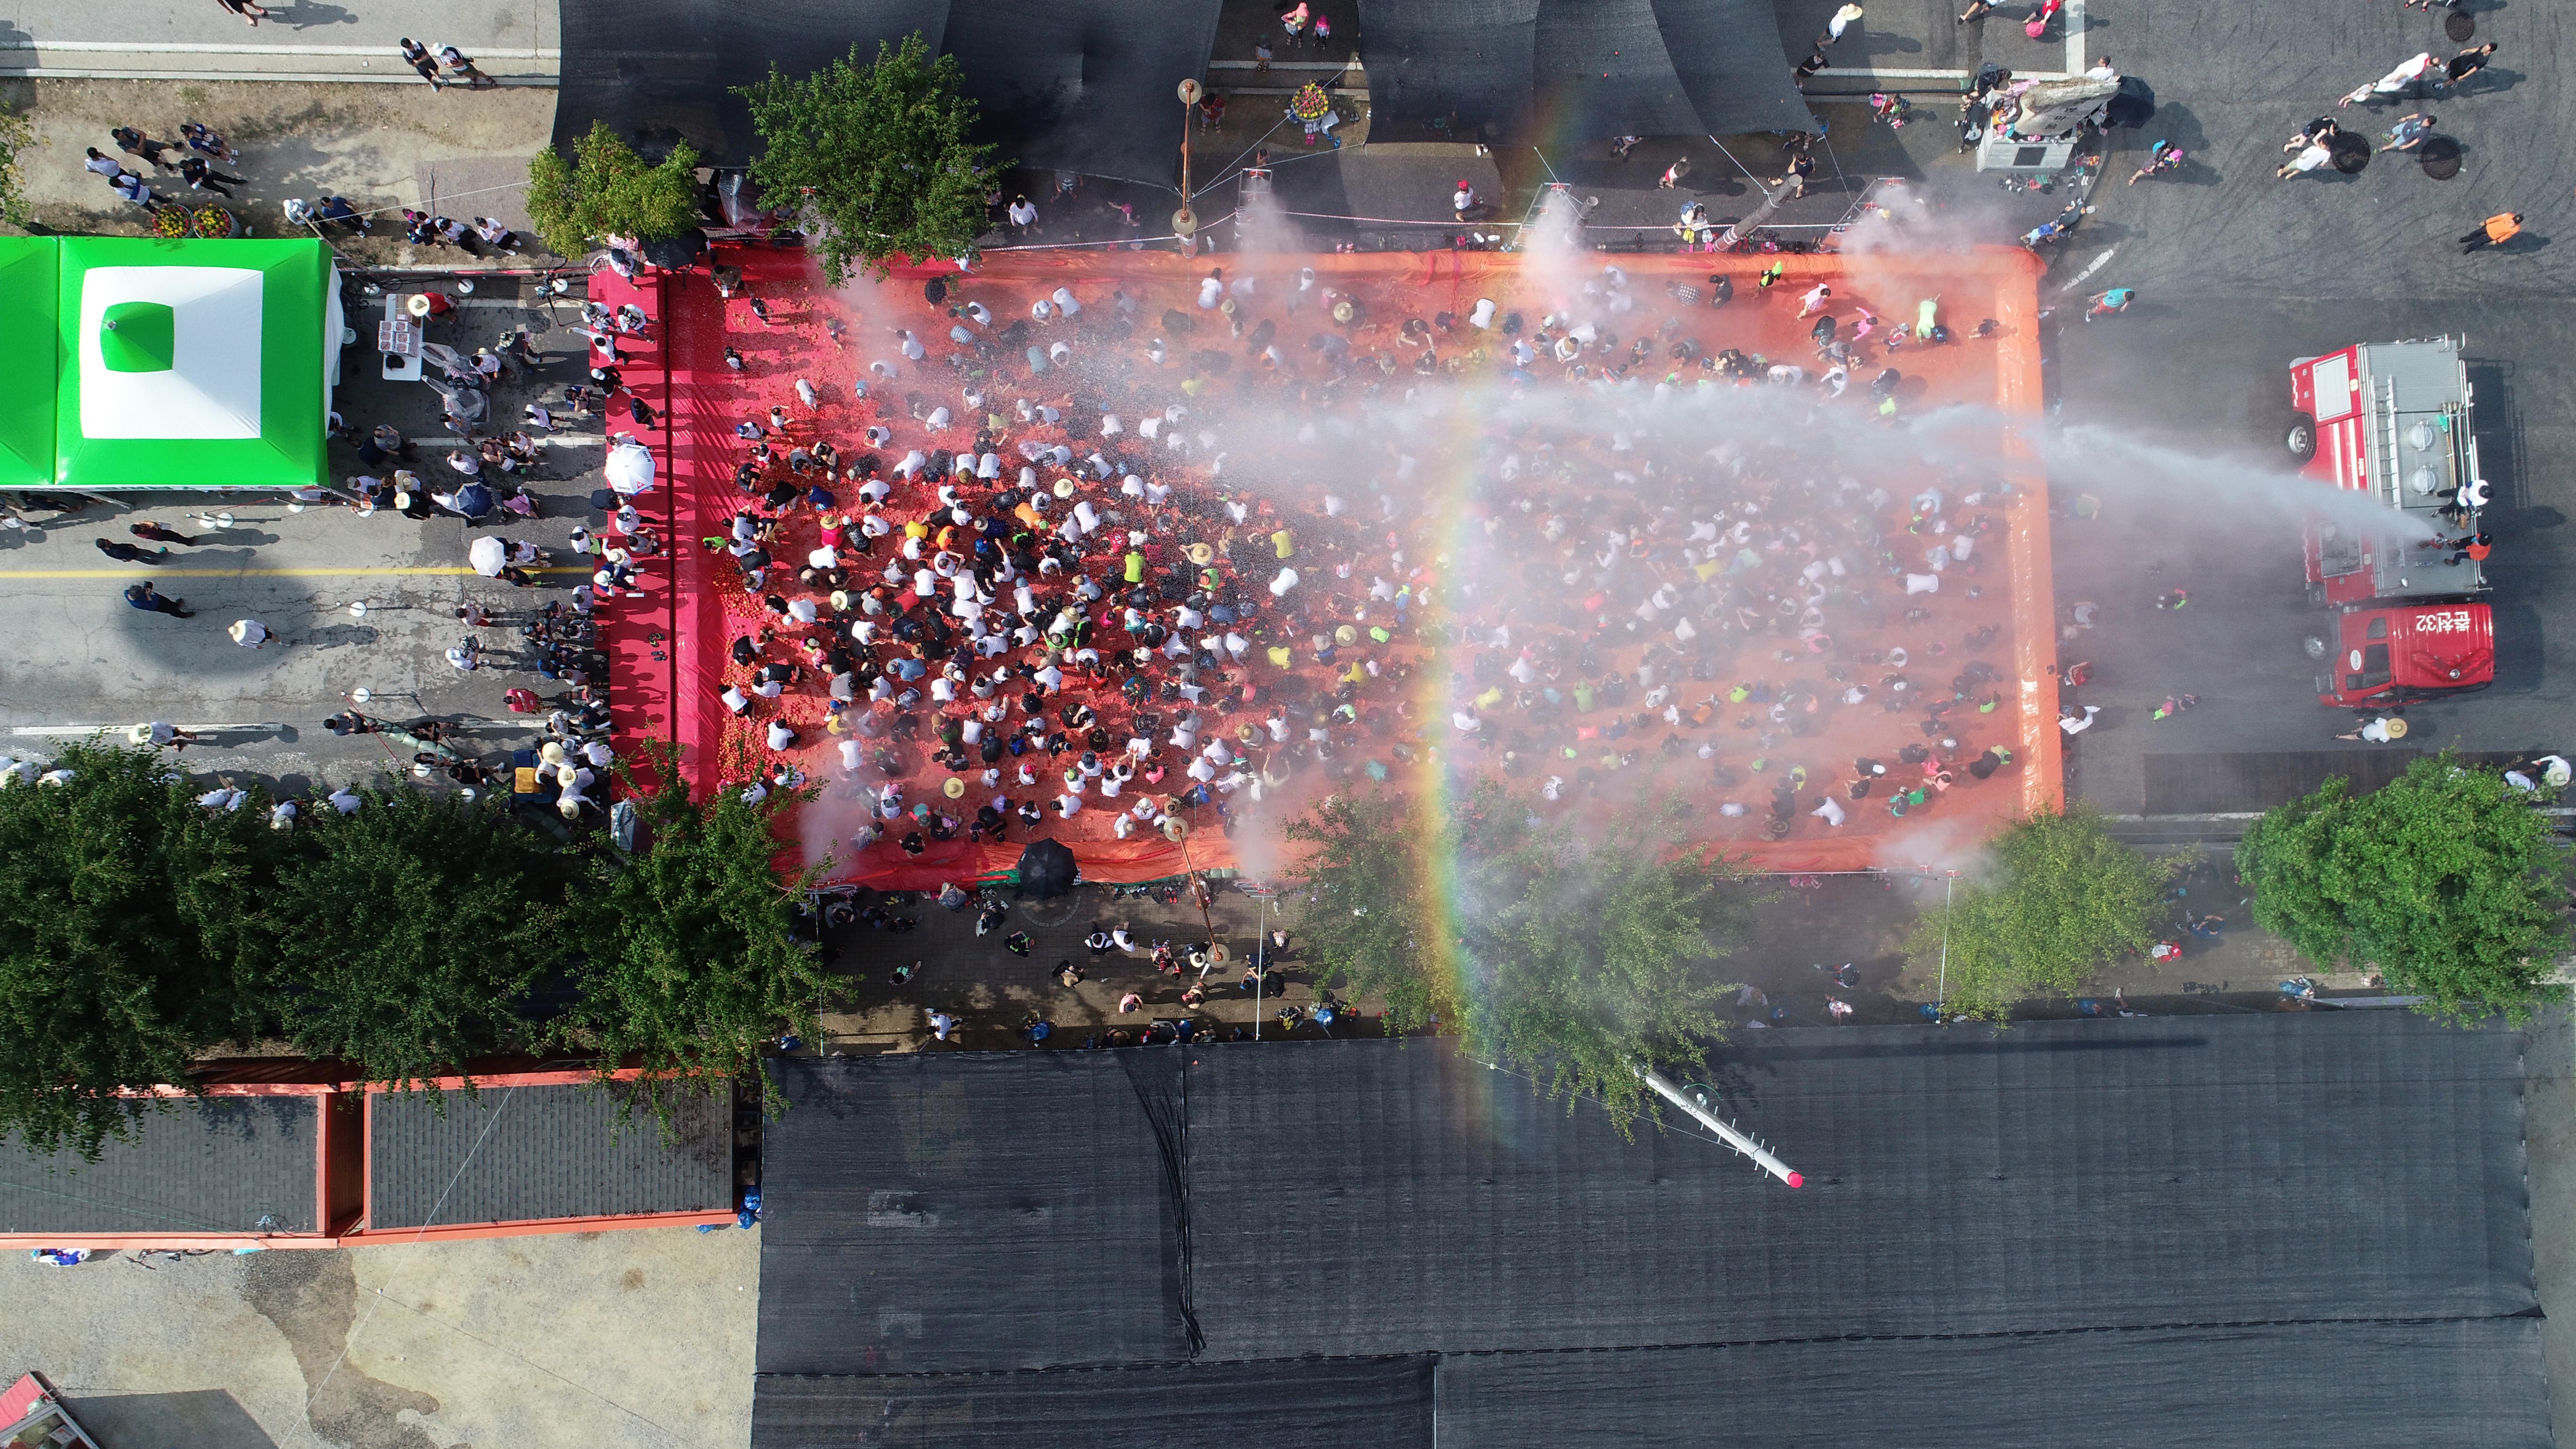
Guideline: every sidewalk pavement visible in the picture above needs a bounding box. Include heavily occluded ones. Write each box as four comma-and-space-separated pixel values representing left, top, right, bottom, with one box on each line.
1, 0, 557, 83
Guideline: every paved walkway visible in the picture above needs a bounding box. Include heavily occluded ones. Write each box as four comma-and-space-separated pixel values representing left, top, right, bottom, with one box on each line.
1, 0, 557, 83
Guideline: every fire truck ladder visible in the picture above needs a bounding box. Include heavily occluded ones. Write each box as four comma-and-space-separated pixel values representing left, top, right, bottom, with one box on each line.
2372, 375, 2401, 508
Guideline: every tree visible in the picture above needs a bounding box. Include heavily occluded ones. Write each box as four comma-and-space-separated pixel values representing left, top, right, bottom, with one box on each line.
737, 33, 1003, 285
1291, 788, 1751, 1133
558, 746, 831, 1126
0, 741, 274, 1158
0, 106, 34, 226
266, 787, 574, 1090
524, 121, 701, 259
2239, 755, 2567, 1020
1906, 805, 2178, 1021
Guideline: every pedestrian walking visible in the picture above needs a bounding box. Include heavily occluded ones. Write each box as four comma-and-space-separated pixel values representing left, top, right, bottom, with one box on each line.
123, 583, 193, 617
2378, 112, 2436, 152
132, 722, 200, 751
2082, 287, 2135, 320
94, 538, 169, 564
927, 1009, 960, 1041
1282, 2, 1308, 50
2155, 587, 2189, 609
1254, 38, 1272, 73
179, 155, 245, 196
179, 121, 236, 164
81, 148, 128, 183
213, 0, 274, 24
400, 37, 444, 89
437, 44, 497, 89
108, 171, 159, 209
1658, 156, 1691, 189
2460, 212, 2522, 253
1824, 3, 1864, 42
109, 127, 178, 172
2059, 704, 2101, 735
2277, 138, 2334, 178
2128, 139, 2184, 184
227, 618, 272, 649
2443, 42, 2497, 91
130, 521, 202, 546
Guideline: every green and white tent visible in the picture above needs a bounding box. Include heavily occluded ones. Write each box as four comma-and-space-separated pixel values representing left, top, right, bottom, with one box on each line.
0, 236, 342, 491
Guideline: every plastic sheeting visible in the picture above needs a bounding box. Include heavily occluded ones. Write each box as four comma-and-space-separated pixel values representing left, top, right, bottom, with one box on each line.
1357, 0, 1815, 144
556, 0, 1220, 185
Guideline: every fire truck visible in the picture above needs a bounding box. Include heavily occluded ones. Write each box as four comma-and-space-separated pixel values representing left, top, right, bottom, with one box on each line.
2286, 336, 2495, 709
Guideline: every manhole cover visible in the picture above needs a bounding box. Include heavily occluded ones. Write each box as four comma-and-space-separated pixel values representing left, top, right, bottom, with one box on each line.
2445, 10, 2475, 41
2419, 136, 2463, 180
2328, 134, 2371, 174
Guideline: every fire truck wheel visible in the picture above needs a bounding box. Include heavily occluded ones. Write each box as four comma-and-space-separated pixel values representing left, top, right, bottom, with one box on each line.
2285, 411, 2316, 460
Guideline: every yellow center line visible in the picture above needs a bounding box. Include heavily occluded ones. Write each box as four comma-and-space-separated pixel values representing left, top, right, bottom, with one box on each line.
0, 565, 597, 580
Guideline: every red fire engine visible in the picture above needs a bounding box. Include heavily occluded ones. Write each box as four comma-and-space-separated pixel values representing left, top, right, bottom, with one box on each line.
2286, 337, 2494, 708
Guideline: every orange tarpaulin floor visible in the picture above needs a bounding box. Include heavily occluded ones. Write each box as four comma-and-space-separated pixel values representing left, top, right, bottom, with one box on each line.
612, 242, 2059, 886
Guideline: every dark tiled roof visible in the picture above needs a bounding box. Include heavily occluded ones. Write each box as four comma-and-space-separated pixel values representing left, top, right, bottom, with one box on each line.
0, 1096, 316, 1235
367, 1081, 732, 1229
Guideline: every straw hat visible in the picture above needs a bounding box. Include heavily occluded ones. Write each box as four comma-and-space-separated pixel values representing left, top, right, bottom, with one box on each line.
2383, 716, 2410, 739
1332, 300, 1355, 323
406, 294, 433, 318
943, 776, 966, 798
1186, 541, 1216, 566
540, 741, 569, 765
1334, 624, 1358, 647
1053, 476, 1077, 499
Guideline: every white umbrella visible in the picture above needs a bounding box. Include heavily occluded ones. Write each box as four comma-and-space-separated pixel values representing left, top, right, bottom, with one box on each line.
605, 437, 656, 495
467, 535, 507, 577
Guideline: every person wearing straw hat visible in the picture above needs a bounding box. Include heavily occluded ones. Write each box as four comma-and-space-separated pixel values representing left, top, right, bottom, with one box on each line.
2335, 716, 2407, 743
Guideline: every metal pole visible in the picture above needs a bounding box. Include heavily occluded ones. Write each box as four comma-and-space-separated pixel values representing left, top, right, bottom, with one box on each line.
1934, 872, 1955, 1015
1637, 1067, 1803, 1187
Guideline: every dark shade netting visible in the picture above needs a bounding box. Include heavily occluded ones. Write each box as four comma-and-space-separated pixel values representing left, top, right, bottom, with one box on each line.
756, 1017, 2546, 1446
1187, 1016, 2535, 1357
758, 1052, 1193, 1375
1356, 0, 1815, 143
1432, 1319, 2555, 1449
556, 0, 1219, 185
755, 1356, 1434, 1448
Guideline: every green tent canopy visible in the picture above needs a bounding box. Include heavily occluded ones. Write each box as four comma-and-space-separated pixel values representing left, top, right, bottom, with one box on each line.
36, 238, 341, 491
0, 237, 57, 489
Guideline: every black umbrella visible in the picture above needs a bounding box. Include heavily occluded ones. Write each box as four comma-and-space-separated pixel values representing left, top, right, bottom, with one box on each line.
2102, 74, 2157, 129
1016, 838, 1079, 899
641, 229, 708, 270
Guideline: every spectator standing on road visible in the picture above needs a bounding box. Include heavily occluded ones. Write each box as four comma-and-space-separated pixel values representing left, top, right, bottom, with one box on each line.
124, 583, 193, 618
400, 38, 444, 89
180, 122, 236, 163
108, 171, 158, 209
2460, 212, 2522, 253
315, 195, 364, 233
1006, 195, 1038, 235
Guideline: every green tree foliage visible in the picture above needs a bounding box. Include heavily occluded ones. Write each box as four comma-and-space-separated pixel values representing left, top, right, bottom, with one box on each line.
266, 786, 574, 1090
2239, 755, 2568, 1020
1906, 805, 2178, 1021
737, 33, 1003, 285
560, 747, 830, 1124
524, 120, 701, 259
1291, 789, 1751, 1133
0, 107, 35, 226
0, 741, 274, 1158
